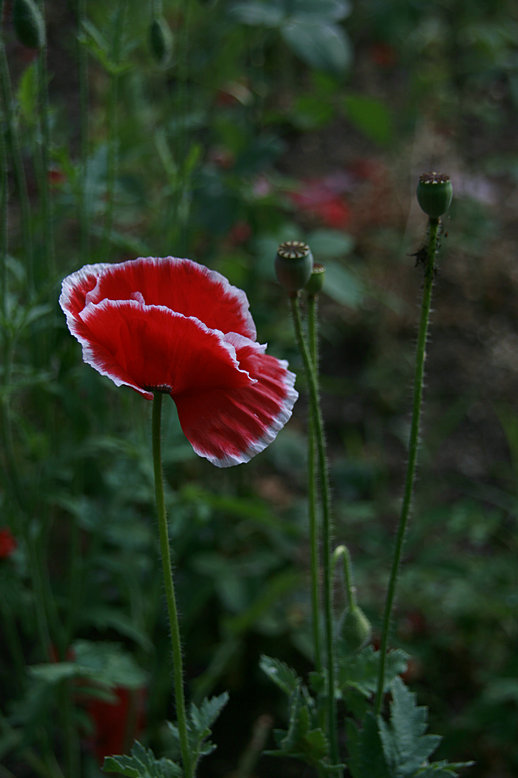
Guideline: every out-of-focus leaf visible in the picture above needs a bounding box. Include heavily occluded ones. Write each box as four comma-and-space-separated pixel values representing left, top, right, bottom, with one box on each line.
343, 94, 394, 145
282, 21, 351, 74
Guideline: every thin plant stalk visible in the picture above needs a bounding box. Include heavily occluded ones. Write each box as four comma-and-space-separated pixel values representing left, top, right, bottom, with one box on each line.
289, 295, 338, 767
307, 292, 322, 673
102, 0, 125, 257
152, 393, 193, 778
35, 1, 55, 280
333, 545, 356, 609
0, 34, 33, 290
375, 217, 441, 713
76, 0, 89, 265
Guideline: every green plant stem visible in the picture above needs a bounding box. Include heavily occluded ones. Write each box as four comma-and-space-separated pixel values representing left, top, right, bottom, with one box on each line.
333, 545, 356, 609
102, 0, 125, 257
307, 293, 322, 673
152, 393, 193, 778
76, 0, 89, 265
36, 3, 55, 280
0, 35, 33, 291
289, 295, 338, 767
375, 217, 441, 714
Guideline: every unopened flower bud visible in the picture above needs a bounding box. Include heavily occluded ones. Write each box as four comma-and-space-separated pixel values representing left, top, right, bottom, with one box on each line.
416, 172, 453, 219
149, 16, 173, 65
275, 241, 313, 295
338, 605, 372, 653
13, 0, 45, 49
305, 263, 325, 296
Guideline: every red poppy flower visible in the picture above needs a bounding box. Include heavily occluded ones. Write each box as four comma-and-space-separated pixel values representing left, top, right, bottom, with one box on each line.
60, 257, 297, 467
86, 686, 146, 762
0, 527, 17, 559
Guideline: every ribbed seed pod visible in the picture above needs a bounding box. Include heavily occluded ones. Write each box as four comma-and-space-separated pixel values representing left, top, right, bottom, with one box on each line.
275, 240, 314, 295
416, 172, 453, 219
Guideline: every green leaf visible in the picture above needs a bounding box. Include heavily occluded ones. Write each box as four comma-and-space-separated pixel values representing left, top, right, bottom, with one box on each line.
338, 646, 409, 698
230, 1, 284, 26
17, 62, 38, 123
103, 740, 181, 777
347, 712, 391, 778
322, 261, 364, 308
260, 655, 301, 696
287, 0, 351, 21
167, 693, 228, 770
378, 677, 441, 776
343, 94, 394, 145
306, 228, 355, 258
282, 21, 351, 74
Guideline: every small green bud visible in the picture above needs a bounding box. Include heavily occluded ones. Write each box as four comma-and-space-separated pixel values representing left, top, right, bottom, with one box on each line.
416, 172, 453, 219
305, 263, 325, 296
149, 16, 174, 65
338, 605, 372, 653
275, 240, 313, 295
13, 0, 46, 49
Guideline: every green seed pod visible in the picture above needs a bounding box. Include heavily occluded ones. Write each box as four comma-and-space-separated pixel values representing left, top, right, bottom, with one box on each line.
149, 16, 174, 65
13, 0, 46, 49
338, 605, 372, 653
305, 263, 325, 297
275, 240, 313, 296
416, 172, 453, 219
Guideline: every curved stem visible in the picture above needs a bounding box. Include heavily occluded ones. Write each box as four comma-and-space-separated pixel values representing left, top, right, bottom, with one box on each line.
152, 394, 193, 778
333, 545, 356, 610
375, 217, 441, 713
307, 293, 322, 673
290, 295, 338, 767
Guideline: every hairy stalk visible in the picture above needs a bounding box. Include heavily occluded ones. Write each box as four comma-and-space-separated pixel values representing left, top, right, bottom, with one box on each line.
375, 217, 441, 713
290, 295, 338, 768
307, 292, 322, 672
152, 394, 193, 778
333, 545, 356, 609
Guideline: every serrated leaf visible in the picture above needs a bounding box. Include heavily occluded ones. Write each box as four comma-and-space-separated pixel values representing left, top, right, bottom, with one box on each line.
339, 646, 409, 698
346, 712, 391, 778
282, 21, 351, 74
260, 655, 301, 696
379, 677, 441, 776
103, 740, 182, 777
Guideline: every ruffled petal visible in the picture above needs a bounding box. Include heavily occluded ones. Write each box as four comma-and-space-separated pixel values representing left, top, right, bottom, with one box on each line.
174, 335, 298, 467
76, 300, 252, 399
59, 257, 256, 340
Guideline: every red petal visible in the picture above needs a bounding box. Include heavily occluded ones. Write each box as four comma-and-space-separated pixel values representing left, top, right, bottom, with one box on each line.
78, 300, 252, 399
174, 335, 298, 467
60, 257, 256, 340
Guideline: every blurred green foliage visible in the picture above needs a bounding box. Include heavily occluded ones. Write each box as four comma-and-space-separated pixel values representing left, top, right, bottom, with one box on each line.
1, 0, 518, 775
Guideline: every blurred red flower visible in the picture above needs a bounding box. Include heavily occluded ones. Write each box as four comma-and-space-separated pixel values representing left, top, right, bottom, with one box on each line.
288, 178, 351, 229
60, 257, 297, 467
86, 686, 146, 763
0, 528, 17, 558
